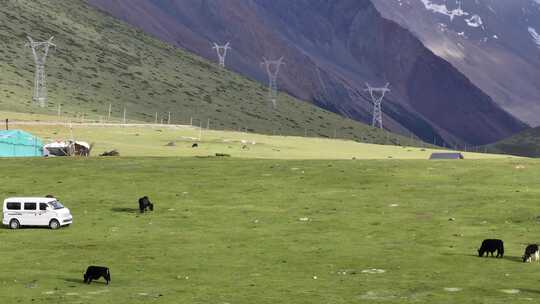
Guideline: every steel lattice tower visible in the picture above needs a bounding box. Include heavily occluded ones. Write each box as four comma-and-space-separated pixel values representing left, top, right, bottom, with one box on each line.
212, 42, 231, 68
261, 57, 285, 109
26, 36, 56, 107
365, 83, 390, 129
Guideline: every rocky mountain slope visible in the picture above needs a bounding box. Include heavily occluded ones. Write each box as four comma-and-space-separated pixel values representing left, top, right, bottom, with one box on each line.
88, 0, 528, 146
0, 0, 425, 146
373, 0, 540, 126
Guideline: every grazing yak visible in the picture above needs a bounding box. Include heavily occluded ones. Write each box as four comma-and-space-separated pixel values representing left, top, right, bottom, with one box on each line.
478, 239, 504, 258
100, 149, 120, 157
138, 196, 154, 213
192, 143, 199, 148
523, 244, 539, 263
84, 266, 111, 284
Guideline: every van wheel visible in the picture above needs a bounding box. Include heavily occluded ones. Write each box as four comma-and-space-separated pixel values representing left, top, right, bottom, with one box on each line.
9, 219, 20, 230
49, 219, 60, 230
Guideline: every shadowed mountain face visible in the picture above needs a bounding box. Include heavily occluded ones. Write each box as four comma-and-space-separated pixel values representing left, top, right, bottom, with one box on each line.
88, 0, 527, 145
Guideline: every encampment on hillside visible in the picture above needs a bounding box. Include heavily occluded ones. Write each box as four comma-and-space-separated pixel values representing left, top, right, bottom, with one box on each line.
44, 141, 92, 157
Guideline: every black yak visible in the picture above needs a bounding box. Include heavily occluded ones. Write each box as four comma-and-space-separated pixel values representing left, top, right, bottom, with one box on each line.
138, 196, 154, 213
84, 266, 111, 284
478, 239, 504, 258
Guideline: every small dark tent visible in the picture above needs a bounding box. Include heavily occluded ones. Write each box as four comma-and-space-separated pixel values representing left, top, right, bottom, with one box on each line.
429, 152, 464, 160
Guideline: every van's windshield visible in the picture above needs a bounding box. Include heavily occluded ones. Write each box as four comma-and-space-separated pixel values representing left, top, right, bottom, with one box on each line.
49, 201, 64, 210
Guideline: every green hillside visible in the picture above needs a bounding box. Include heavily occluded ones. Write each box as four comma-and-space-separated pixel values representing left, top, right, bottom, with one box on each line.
0, 0, 422, 146
484, 127, 540, 158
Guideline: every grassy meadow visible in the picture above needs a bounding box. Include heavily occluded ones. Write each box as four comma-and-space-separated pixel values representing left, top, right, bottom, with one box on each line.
0, 157, 539, 304
0, 111, 509, 160
11, 122, 509, 160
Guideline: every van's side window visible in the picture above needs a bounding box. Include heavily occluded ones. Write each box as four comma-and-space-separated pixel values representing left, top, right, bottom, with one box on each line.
39, 203, 48, 211
6, 202, 21, 210
24, 203, 37, 210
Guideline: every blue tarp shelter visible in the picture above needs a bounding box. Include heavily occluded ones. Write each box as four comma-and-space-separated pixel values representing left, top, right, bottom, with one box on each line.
0, 130, 43, 157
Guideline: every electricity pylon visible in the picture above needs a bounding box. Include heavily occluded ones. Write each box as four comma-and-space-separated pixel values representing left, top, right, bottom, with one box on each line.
26, 36, 56, 107
212, 42, 231, 68
261, 57, 285, 109
365, 83, 390, 129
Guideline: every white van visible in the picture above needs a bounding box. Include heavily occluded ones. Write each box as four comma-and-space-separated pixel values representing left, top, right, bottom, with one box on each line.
2, 197, 73, 229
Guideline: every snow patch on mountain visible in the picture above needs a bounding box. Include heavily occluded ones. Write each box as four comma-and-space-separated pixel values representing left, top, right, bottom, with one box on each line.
419, 0, 484, 30
465, 15, 483, 28
528, 27, 540, 48
419, 0, 468, 21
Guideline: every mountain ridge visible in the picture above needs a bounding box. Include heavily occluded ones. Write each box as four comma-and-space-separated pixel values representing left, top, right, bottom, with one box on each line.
0, 0, 426, 147
87, 0, 528, 146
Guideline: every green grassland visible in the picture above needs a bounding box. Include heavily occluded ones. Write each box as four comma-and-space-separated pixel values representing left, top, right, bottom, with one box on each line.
0, 0, 422, 146
1, 157, 539, 303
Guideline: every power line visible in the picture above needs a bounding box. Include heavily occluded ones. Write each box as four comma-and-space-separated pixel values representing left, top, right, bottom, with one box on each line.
261, 57, 285, 109
212, 42, 231, 68
364, 83, 390, 129
26, 36, 56, 107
